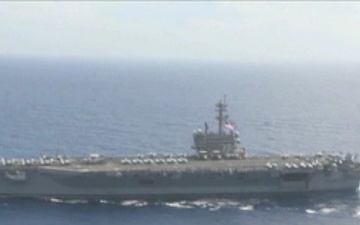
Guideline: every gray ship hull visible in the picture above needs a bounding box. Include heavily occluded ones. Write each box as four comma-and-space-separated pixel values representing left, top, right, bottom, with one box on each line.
0, 156, 358, 201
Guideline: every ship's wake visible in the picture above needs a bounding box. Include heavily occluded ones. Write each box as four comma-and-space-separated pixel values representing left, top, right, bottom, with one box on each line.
354, 207, 360, 218
40, 197, 260, 211
49, 198, 89, 205
0, 192, 359, 219
305, 206, 342, 215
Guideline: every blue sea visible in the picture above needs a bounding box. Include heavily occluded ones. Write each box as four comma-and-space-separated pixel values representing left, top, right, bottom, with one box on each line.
0, 57, 359, 224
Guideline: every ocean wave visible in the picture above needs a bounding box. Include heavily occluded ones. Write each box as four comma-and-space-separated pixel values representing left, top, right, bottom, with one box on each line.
189, 199, 240, 210
305, 206, 341, 215
27, 196, 360, 218
163, 202, 193, 209
239, 205, 254, 211
99, 199, 119, 205
189, 200, 215, 209
354, 207, 360, 218
121, 200, 148, 207
305, 209, 317, 214
49, 198, 89, 204
319, 207, 338, 214
208, 206, 221, 211
161, 199, 257, 212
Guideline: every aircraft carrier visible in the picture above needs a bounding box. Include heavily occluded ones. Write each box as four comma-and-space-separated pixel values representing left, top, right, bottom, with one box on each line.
0, 99, 359, 200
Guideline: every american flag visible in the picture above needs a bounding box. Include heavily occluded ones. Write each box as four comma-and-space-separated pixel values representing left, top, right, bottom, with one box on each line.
224, 122, 235, 131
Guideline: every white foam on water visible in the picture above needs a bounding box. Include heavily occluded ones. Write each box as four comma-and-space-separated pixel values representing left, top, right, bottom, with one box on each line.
208, 206, 221, 211
65, 199, 89, 204
164, 202, 193, 209
188, 199, 245, 210
121, 200, 138, 206
239, 205, 254, 211
121, 200, 148, 207
190, 200, 213, 208
353, 207, 360, 218
50, 198, 64, 203
49, 198, 88, 204
216, 200, 240, 208
189, 200, 223, 210
99, 199, 115, 205
134, 201, 148, 207
305, 209, 317, 214
319, 207, 338, 214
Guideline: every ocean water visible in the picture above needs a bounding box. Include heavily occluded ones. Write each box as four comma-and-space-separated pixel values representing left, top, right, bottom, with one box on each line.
0, 58, 359, 224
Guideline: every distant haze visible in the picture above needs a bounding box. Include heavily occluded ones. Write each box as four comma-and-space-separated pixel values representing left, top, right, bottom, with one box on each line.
1, 2, 360, 64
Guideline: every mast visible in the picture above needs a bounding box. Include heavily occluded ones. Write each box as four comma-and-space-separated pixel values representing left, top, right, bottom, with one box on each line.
215, 96, 228, 134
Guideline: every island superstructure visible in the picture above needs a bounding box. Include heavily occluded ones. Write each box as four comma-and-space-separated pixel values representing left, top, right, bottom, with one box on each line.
0, 99, 359, 200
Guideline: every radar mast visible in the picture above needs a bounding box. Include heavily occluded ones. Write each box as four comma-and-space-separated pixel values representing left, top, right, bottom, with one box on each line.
216, 96, 229, 135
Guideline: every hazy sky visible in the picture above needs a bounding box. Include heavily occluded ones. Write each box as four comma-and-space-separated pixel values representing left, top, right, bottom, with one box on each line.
1, 2, 360, 63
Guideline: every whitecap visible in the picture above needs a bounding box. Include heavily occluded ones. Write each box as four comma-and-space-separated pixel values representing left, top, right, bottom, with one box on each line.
50, 198, 63, 203
164, 202, 193, 209
99, 199, 114, 205
121, 200, 148, 207
239, 205, 254, 211
63, 199, 88, 204
49, 198, 88, 204
305, 209, 317, 214
319, 207, 337, 214
135, 202, 148, 207
353, 207, 360, 218
208, 206, 221, 211
216, 200, 240, 207
190, 200, 213, 208
121, 200, 138, 206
